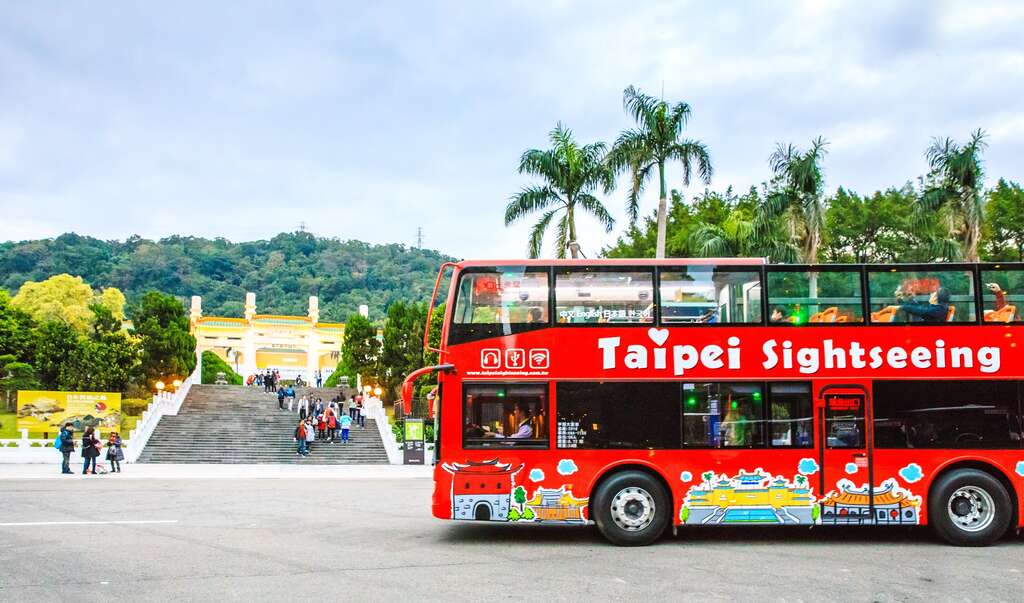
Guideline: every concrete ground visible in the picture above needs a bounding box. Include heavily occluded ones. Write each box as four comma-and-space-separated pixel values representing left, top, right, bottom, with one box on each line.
1, 476, 1022, 602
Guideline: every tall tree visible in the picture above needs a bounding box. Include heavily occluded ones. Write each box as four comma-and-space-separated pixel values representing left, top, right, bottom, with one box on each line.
505, 123, 616, 258
130, 291, 198, 384
11, 274, 125, 333
917, 129, 988, 261
757, 137, 829, 266
608, 85, 712, 258
982, 178, 1024, 261
378, 301, 428, 402
339, 313, 380, 387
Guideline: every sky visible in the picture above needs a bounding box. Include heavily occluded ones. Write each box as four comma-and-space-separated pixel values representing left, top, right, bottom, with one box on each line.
1, 1, 1023, 260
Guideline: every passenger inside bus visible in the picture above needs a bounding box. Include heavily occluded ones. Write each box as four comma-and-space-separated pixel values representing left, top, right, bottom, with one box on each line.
721, 401, 753, 446
896, 286, 951, 323
484, 404, 534, 439
770, 306, 794, 324
984, 282, 1018, 322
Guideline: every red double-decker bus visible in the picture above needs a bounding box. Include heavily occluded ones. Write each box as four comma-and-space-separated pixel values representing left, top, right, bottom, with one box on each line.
402, 258, 1024, 546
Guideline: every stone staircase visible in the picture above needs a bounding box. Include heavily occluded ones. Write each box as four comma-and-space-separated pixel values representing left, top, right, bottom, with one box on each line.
137, 385, 391, 464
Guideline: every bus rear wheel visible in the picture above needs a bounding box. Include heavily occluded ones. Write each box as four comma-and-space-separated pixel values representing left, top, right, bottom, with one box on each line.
593, 470, 670, 546
929, 469, 1012, 547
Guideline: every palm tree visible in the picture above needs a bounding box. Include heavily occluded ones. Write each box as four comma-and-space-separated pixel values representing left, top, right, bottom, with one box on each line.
608, 86, 712, 258
756, 137, 829, 264
916, 129, 988, 262
505, 123, 616, 258
689, 209, 798, 263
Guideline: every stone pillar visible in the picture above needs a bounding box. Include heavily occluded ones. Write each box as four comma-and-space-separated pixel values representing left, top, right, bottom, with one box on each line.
306, 328, 318, 384
244, 292, 256, 323
359, 304, 369, 319
308, 296, 319, 325
189, 296, 202, 328
242, 327, 258, 378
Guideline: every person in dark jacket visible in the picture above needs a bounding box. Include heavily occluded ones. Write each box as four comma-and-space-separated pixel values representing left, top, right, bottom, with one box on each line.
59, 423, 76, 474
898, 287, 951, 323
295, 419, 309, 456
81, 426, 100, 474
106, 432, 124, 473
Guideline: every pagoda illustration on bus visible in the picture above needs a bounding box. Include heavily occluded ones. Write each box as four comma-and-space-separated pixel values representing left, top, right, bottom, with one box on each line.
681, 469, 816, 525
442, 459, 523, 521
818, 478, 921, 525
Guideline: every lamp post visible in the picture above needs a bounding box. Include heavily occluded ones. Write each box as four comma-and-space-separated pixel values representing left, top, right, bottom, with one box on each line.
155, 381, 165, 395
172, 379, 182, 390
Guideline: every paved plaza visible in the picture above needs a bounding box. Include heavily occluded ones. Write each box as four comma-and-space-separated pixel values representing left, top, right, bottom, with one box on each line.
2, 473, 1022, 601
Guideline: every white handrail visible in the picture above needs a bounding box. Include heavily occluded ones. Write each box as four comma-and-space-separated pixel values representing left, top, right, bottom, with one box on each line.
124, 359, 200, 463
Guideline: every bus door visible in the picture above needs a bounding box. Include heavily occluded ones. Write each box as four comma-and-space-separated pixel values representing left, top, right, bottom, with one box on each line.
818, 386, 874, 525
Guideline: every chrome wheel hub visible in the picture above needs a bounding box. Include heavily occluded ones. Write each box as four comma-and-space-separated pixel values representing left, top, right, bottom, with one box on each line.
610, 486, 655, 532
947, 486, 995, 533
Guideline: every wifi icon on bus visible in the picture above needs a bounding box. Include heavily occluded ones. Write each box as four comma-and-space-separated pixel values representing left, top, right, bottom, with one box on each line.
528, 348, 549, 369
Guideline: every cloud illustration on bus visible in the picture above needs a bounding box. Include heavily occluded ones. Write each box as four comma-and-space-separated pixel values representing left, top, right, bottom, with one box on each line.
797, 458, 819, 475
529, 468, 545, 482
898, 463, 924, 483
557, 459, 578, 475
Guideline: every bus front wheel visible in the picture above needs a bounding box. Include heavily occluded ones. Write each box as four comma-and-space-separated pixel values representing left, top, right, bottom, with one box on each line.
593, 470, 670, 546
929, 469, 1012, 547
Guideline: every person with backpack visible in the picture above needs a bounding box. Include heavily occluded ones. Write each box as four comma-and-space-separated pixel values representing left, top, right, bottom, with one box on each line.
339, 412, 352, 444
106, 432, 124, 473
81, 426, 100, 475
57, 423, 75, 474
326, 407, 337, 443
277, 388, 286, 410
295, 419, 309, 456
304, 417, 316, 453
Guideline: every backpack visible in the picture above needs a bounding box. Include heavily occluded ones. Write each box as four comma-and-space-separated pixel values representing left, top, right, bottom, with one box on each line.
296, 424, 306, 439
53, 433, 62, 450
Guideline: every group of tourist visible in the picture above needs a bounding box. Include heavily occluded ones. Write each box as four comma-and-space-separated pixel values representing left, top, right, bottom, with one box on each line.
292, 392, 367, 456
248, 369, 283, 392
55, 424, 124, 475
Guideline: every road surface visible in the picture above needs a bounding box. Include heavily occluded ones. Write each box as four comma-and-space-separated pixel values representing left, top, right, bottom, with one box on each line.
1, 477, 1022, 601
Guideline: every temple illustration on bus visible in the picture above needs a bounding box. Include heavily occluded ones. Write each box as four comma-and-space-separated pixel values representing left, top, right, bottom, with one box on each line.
402, 258, 1024, 546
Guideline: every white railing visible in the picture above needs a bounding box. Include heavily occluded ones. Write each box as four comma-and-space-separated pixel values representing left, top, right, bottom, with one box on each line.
124, 366, 199, 463
0, 428, 70, 464
369, 404, 402, 465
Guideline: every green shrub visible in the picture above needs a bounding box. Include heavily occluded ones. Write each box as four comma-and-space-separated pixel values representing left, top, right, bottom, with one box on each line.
121, 398, 150, 416
200, 351, 243, 385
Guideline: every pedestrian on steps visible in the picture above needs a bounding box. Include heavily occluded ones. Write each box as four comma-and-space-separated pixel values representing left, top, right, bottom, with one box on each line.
326, 408, 337, 442
339, 412, 352, 444
304, 417, 316, 452
297, 396, 309, 420
356, 398, 366, 429
295, 419, 309, 456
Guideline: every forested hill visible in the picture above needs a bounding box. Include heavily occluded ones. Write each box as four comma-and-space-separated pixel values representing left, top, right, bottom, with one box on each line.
0, 232, 455, 322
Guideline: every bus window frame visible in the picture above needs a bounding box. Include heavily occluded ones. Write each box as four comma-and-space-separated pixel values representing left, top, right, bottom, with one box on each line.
978, 262, 1024, 326
553, 265, 657, 327
447, 266, 553, 345
655, 265, 767, 327
865, 263, 982, 326
763, 264, 867, 327
460, 380, 551, 451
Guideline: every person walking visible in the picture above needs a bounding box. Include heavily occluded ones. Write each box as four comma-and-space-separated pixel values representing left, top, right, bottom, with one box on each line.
315, 370, 323, 388
295, 419, 309, 456
106, 432, 124, 473
326, 407, 337, 442
297, 395, 309, 420
81, 426, 100, 475
339, 412, 352, 444
304, 417, 316, 453
277, 388, 286, 410
58, 423, 75, 474
350, 393, 362, 420
356, 397, 366, 429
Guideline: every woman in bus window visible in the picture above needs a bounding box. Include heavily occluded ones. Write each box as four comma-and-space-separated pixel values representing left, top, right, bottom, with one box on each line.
897, 286, 950, 322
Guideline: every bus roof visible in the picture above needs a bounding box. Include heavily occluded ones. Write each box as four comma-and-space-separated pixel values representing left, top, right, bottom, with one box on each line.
455, 257, 767, 268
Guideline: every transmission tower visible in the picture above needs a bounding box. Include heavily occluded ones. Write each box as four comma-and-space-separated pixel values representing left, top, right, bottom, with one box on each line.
416, 226, 423, 248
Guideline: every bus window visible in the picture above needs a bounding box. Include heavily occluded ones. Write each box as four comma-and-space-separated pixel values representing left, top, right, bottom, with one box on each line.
980, 266, 1024, 323
825, 396, 864, 448
659, 267, 762, 324
555, 382, 681, 449
554, 268, 654, 324
682, 382, 765, 448
766, 268, 864, 325
768, 382, 813, 448
463, 384, 548, 449
873, 380, 1022, 449
867, 267, 977, 323
449, 267, 550, 344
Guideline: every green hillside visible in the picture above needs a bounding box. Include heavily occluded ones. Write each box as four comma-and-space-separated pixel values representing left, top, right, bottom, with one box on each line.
0, 232, 455, 322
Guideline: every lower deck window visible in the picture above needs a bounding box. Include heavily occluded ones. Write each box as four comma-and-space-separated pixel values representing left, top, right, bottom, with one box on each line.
873, 380, 1022, 449
683, 382, 766, 448
463, 384, 548, 449
555, 382, 681, 449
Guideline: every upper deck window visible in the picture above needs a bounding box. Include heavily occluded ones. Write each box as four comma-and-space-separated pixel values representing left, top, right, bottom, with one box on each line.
980, 265, 1024, 323
449, 267, 549, 345
554, 268, 654, 324
659, 266, 762, 324
867, 267, 976, 324
766, 267, 864, 325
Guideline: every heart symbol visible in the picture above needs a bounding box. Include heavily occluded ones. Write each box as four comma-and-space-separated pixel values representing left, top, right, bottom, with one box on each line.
647, 328, 669, 347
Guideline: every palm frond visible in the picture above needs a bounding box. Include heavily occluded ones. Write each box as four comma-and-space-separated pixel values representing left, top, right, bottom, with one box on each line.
669, 140, 713, 186
527, 208, 560, 259
577, 193, 616, 233
505, 186, 561, 225
553, 214, 569, 259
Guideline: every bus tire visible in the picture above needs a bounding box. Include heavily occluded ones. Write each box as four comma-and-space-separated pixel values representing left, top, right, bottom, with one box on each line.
929, 469, 1012, 547
593, 470, 670, 546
